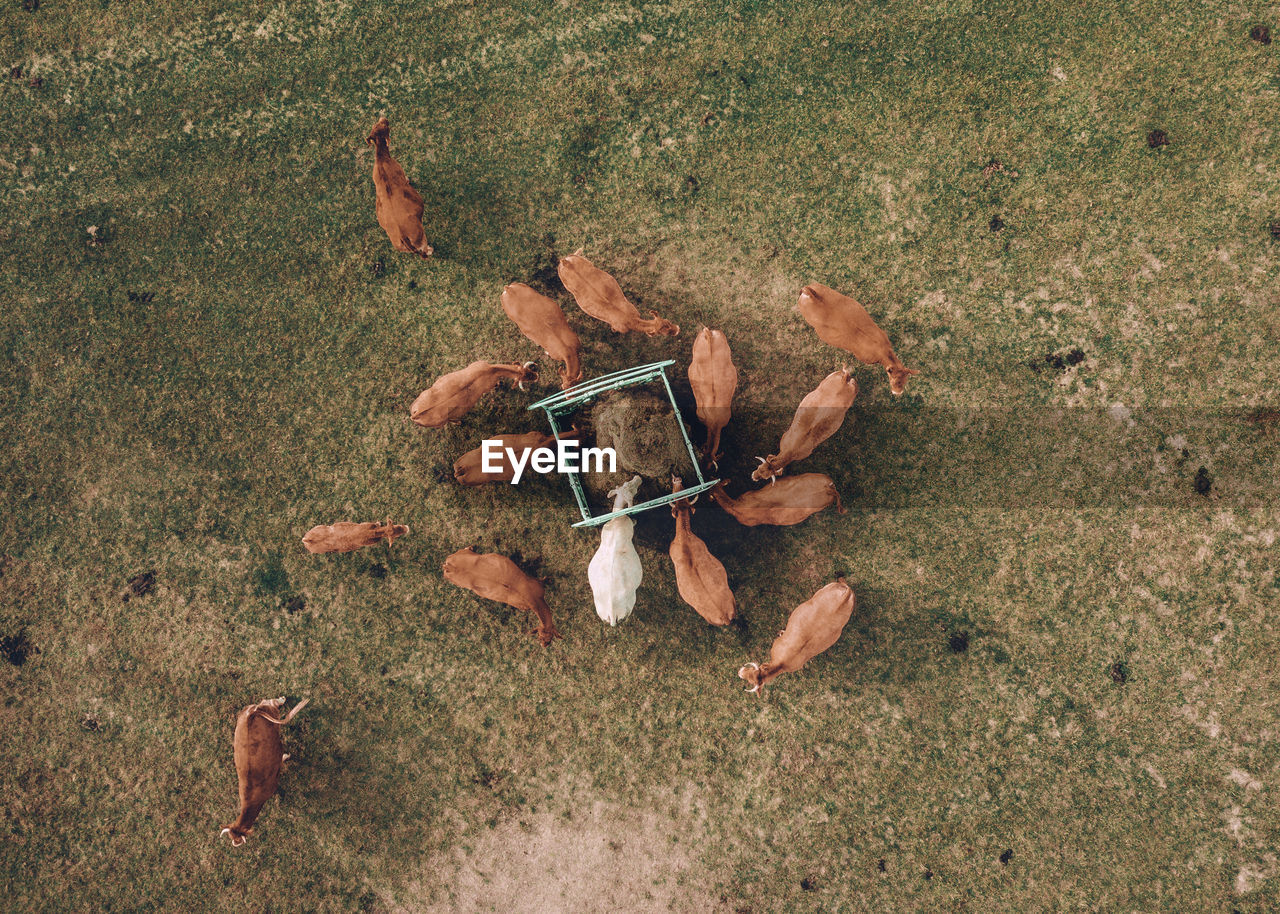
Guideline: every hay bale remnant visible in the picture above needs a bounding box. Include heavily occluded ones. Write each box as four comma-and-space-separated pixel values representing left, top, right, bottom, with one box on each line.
580, 388, 697, 508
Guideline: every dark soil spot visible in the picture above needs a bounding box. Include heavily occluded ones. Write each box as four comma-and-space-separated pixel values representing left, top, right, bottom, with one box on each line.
684, 175, 700, 194
989, 215, 1004, 233
81, 715, 100, 731
120, 570, 156, 602
1246, 407, 1280, 430
800, 877, 816, 891
28, 76, 41, 89
370, 257, 385, 276
473, 767, 502, 789
9, 66, 21, 79
23, 0, 39, 11
284, 595, 306, 614
366, 563, 387, 579
1269, 221, 1280, 240
126, 291, 154, 303
408, 280, 417, 290
252, 552, 289, 596
877, 858, 887, 872
432, 464, 452, 484
1194, 465, 1212, 495
1109, 660, 1130, 684
1147, 129, 1169, 149
0, 630, 34, 666
608, 839, 622, 853
1038, 349, 1083, 372
1250, 24, 1271, 44
923, 869, 933, 881
948, 631, 969, 653
1000, 848, 1013, 865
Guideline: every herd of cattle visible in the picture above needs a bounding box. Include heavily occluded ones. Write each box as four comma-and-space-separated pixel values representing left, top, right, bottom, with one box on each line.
220, 118, 918, 846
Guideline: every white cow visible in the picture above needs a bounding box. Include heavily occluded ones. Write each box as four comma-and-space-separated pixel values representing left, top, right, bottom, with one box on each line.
589, 476, 644, 625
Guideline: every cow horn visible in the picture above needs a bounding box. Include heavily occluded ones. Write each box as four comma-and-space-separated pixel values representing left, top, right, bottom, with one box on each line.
220, 828, 230, 839
754, 456, 766, 465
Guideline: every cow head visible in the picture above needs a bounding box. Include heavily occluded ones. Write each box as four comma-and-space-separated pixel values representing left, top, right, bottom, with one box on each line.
738, 661, 764, 694
514, 362, 538, 391
366, 117, 390, 147
886, 364, 919, 396
220, 825, 252, 847
646, 311, 680, 337
669, 476, 698, 516
751, 455, 783, 484
607, 475, 643, 512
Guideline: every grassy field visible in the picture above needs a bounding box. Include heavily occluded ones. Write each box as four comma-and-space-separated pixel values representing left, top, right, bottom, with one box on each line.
3, 0, 1279, 910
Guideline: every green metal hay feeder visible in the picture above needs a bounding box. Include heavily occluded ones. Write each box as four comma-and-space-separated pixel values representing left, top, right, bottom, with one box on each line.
528, 360, 719, 528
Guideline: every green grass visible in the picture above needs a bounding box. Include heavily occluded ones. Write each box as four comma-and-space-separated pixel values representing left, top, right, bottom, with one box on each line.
2, 0, 1279, 910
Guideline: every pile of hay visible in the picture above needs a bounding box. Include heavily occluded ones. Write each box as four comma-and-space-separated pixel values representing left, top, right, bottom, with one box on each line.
580, 388, 698, 509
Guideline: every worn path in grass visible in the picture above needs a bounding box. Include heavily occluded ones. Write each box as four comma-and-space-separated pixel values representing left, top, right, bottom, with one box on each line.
2, 1, 1279, 911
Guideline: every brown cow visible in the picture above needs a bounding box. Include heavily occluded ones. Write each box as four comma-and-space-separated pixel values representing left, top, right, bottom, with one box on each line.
710, 474, 844, 526
366, 117, 433, 258
453, 429, 577, 486
738, 576, 855, 694
443, 547, 561, 646
221, 697, 309, 847
798, 284, 918, 395
410, 361, 538, 428
752, 368, 857, 482
302, 521, 408, 554
501, 282, 583, 389
669, 477, 736, 626
688, 328, 738, 466
558, 253, 679, 337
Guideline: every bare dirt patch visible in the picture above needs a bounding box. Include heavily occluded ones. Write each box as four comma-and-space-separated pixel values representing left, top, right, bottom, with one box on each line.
403, 799, 715, 913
